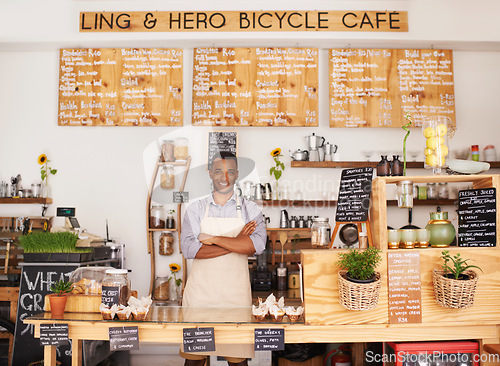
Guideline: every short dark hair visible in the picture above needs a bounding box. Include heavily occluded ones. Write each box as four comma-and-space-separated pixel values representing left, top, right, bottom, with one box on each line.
209, 151, 238, 169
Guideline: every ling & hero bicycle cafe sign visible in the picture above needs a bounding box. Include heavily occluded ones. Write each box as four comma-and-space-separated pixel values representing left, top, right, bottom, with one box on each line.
80, 10, 408, 32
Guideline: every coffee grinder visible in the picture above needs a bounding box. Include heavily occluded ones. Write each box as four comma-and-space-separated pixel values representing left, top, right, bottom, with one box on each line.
251, 249, 272, 291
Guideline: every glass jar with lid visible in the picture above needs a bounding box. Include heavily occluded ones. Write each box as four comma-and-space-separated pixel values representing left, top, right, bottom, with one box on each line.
311, 217, 331, 248
161, 140, 175, 162
153, 276, 170, 301
150, 205, 166, 229
159, 232, 174, 255
438, 182, 449, 199
160, 165, 175, 190
101, 269, 131, 306
174, 137, 189, 161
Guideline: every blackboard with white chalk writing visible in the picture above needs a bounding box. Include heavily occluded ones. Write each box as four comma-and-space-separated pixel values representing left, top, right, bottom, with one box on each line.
335, 167, 373, 222
458, 188, 496, 247
183, 327, 215, 353
208, 131, 238, 168
254, 328, 285, 351
12, 264, 76, 365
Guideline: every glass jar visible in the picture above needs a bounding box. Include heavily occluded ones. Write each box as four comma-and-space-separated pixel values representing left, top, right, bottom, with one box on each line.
161, 140, 175, 162
159, 232, 174, 255
101, 269, 131, 306
150, 205, 166, 229
425, 211, 456, 247
160, 165, 175, 190
471, 145, 479, 161
174, 137, 189, 161
166, 212, 176, 229
153, 276, 170, 301
376, 155, 390, 176
396, 180, 413, 208
311, 217, 331, 248
31, 183, 41, 198
438, 182, 449, 199
0, 182, 7, 198
427, 183, 438, 199
276, 262, 287, 291
422, 116, 451, 174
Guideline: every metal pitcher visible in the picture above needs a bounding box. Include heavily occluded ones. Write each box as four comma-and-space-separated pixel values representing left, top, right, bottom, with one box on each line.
263, 183, 272, 200
305, 133, 325, 149
254, 184, 264, 200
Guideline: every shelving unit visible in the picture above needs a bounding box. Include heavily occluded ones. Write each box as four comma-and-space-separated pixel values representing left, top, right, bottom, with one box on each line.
146, 156, 191, 297
254, 198, 456, 208
0, 198, 53, 204
291, 160, 500, 169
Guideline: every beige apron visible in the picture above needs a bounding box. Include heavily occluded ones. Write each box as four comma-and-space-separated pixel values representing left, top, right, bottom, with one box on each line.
182, 196, 254, 359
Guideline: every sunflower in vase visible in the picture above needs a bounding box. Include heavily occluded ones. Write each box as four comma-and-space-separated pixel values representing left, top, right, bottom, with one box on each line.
269, 148, 285, 200
37, 154, 57, 198
169, 263, 182, 302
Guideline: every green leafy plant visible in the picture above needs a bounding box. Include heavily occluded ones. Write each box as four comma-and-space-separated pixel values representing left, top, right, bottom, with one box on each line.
38, 154, 57, 182
441, 250, 482, 280
269, 148, 285, 182
50, 280, 73, 296
336, 247, 382, 281
168, 209, 176, 215
18, 232, 91, 253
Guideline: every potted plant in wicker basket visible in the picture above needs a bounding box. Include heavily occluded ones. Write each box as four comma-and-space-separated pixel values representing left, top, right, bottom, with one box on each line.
433, 250, 482, 309
336, 246, 382, 311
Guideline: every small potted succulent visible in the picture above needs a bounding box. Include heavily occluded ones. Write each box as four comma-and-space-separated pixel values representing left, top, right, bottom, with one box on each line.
433, 250, 482, 309
48, 280, 73, 317
336, 247, 382, 311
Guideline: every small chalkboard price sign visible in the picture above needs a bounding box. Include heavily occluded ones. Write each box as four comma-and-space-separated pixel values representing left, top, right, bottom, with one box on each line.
335, 167, 374, 222
183, 327, 216, 353
208, 131, 237, 168
40, 324, 69, 346
109, 326, 139, 351
254, 328, 285, 351
458, 188, 497, 247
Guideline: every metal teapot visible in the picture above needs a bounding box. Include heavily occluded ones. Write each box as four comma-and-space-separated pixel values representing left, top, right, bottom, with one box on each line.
289, 149, 309, 161
305, 133, 325, 149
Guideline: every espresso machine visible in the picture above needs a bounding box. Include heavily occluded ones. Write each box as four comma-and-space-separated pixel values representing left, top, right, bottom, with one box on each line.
305, 133, 325, 162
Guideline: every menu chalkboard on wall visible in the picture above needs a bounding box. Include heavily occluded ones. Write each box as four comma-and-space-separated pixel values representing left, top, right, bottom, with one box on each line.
192, 47, 318, 127
335, 167, 373, 222
329, 48, 455, 128
58, 48, 183, 126
458, 188, 497, 247
208, 131, 238, 168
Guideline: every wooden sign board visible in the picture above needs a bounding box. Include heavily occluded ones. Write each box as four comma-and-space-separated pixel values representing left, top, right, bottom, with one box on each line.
80, 11, 408, 33
58, 48, 183, 126
329, 49, 455, 127
208, 131, 237, 168
388, 251, 422, 324
458, 188, 497, 247
192, 47, 318, 127
335, 167, 373, 222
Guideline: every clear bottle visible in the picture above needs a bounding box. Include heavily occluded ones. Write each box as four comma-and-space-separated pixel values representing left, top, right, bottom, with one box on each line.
427, 183, 438, 199
311, 217, 331, 248
174, 137, 189, 161
150, 205, 166, 229
153, 276, 170, 301
276, 263, 287, 291
161, 140, 175, 162
101, 269, 131, 307
160, 165, 175, 189
438, 182, 449, 199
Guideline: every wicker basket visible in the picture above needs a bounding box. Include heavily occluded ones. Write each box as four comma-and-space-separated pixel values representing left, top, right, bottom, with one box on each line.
432, 269, 479, 309
338, 270, 381, 311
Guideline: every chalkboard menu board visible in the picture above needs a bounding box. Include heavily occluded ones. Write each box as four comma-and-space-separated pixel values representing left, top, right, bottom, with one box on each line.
458, 188, 497, 247
12, 264, 76, 365
208, 131, 238, 168
335, 167, 373, 222
388, 251, 422, 324
58, 48, 183, 126
329, 48, 455, 128
192, 47, 318, 127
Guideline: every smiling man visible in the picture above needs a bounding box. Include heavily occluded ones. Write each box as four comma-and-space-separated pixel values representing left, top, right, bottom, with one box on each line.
180, 151, 266, 366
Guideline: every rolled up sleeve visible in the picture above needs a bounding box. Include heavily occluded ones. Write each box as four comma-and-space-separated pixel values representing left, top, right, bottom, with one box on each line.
245, 201, 267, 256
180, 202, 203, 259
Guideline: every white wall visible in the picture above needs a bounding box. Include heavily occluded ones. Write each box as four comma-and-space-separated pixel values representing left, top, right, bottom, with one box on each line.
1, 0, 500, 295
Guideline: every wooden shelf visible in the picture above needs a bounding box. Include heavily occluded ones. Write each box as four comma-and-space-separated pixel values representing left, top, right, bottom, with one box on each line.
387, 199, 457, 206
148, 228, 178, 232
158, 160, 190, 167
0, 197, 52, 204
291, 161, 424, 168
291, 160, 500, 169
266, 228, 311, 232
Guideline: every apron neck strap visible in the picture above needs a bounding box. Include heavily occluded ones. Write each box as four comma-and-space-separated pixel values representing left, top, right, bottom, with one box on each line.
204, 194, 242, 218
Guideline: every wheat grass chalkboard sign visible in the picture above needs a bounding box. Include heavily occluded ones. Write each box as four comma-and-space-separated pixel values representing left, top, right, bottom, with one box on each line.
208, 131, 238, 168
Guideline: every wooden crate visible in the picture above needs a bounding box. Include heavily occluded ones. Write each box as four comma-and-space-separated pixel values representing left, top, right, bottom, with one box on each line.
44, 294, 101, 313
